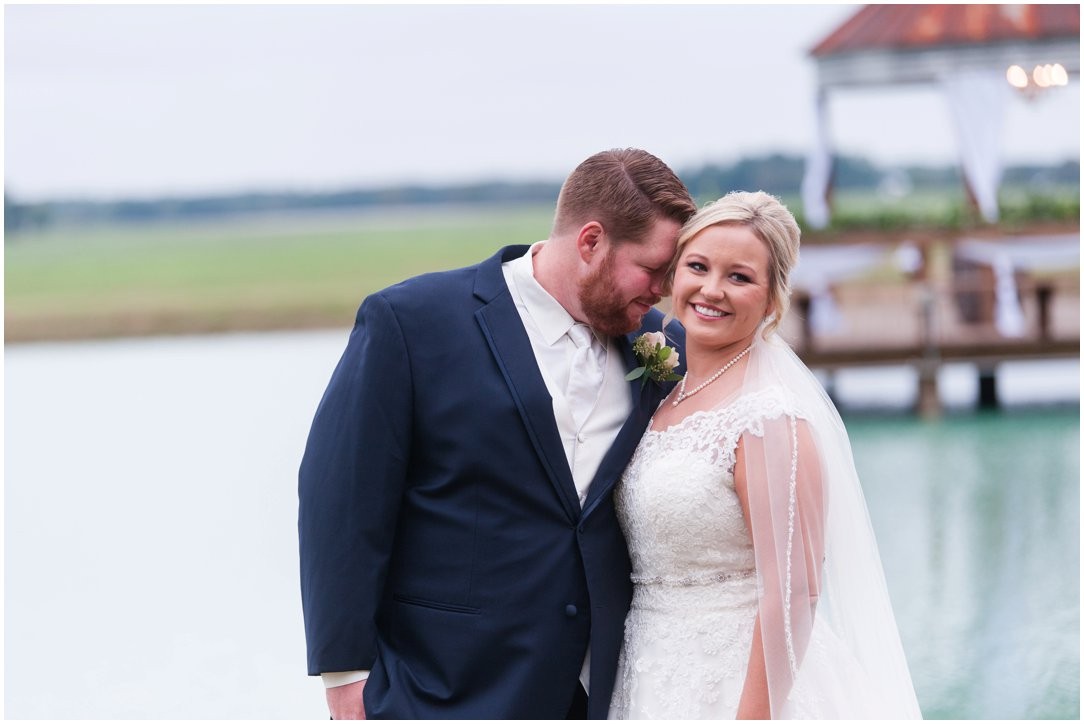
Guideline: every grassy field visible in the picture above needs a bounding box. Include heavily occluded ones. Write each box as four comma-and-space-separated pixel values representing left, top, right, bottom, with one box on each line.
6, 189, 1078, 343
5, 206, 554, 342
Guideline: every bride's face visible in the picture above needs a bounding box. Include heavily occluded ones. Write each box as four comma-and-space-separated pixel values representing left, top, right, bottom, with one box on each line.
671, 223, 771, 355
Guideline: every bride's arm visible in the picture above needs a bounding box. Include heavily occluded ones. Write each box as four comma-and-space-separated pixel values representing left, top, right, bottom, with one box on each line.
733, 436, 771, 719
735, 614, 771, 719
733, 418, 826, 719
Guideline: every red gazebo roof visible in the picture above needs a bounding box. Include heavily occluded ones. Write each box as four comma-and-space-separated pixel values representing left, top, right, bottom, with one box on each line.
812, 4, 1080, 57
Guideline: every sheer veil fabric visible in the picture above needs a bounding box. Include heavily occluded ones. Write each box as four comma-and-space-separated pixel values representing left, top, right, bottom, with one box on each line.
739, 331, 921, 718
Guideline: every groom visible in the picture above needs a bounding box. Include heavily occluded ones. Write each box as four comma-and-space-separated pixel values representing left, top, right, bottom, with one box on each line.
299, 148, 694, 719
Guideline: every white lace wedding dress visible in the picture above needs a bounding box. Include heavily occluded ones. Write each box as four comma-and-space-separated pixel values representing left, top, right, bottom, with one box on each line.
609, 336, 922, 720
609, 390, 770, 719
609, 388, 860, 719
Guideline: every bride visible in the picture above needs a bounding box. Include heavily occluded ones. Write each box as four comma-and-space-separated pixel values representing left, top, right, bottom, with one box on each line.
608, 192, 921, 719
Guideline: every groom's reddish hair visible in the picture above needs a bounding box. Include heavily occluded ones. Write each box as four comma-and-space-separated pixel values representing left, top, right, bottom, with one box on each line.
553, 149, 695, 244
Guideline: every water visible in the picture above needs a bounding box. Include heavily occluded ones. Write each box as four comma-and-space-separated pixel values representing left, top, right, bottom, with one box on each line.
5, 330, 1079, 718
851, 411, 1079, 719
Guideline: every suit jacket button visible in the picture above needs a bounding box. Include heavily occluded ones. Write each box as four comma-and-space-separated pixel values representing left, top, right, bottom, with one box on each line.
565, 604, 578, 617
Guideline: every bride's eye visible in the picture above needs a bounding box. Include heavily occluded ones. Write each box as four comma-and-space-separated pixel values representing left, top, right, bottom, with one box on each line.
687, 261, 707, 273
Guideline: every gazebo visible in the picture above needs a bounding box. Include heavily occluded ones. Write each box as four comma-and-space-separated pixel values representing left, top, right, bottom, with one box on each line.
801, 4, 1080, 228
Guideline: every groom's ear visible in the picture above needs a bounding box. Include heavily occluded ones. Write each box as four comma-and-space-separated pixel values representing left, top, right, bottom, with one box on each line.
575, 221, 605, 264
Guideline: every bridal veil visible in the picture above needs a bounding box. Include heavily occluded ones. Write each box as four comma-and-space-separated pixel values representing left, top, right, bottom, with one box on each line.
736, 331, 921, 718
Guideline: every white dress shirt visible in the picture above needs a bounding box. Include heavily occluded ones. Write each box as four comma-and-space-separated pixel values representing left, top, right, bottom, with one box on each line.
322, 242, 632, 690
503, 242, 633, 507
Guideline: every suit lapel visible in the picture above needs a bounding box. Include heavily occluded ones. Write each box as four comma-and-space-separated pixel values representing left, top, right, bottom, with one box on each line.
580, 333, 670, 517
474, 247, 582, 523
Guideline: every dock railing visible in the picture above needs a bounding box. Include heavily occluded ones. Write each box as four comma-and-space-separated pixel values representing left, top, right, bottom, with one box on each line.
784, 272, 1079, 415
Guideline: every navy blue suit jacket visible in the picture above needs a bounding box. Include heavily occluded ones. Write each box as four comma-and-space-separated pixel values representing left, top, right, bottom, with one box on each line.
299, 245, 685, 719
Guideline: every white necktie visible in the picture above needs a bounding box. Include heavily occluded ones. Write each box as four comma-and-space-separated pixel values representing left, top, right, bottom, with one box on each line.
566, 323, 606, 429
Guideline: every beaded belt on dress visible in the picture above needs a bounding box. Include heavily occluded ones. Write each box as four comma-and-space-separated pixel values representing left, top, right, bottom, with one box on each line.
630, 569, 756, 587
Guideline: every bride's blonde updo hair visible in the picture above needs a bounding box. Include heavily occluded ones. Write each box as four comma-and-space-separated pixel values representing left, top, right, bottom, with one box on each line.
666, 190, 801, 338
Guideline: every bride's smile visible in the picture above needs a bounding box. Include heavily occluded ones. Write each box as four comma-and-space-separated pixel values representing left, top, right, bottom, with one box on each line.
691, 303, 725, 318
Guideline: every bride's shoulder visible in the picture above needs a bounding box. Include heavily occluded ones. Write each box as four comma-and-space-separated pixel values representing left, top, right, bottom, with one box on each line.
726, 384, 806, 430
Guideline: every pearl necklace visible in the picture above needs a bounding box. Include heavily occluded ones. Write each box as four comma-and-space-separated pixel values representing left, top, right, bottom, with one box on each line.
672, 344, 753, 407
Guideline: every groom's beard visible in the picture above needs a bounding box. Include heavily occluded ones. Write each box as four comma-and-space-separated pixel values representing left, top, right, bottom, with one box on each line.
579, 249, 656, 338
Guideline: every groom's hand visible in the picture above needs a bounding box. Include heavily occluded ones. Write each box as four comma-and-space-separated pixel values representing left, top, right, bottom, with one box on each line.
327, 679, 366, 720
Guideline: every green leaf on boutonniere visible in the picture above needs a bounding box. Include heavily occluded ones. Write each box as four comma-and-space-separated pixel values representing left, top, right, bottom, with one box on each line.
629, 332, 683, 388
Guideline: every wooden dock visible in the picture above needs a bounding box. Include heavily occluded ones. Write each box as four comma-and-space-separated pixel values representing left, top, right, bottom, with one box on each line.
782, 229, 1079, 416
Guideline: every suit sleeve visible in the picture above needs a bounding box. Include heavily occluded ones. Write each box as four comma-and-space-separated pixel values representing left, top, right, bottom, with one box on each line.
298, 292, 413, 676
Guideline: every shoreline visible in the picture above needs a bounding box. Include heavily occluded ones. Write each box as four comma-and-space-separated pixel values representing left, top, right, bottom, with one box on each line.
4, 309, 355, 345
9, 326, 1077, 415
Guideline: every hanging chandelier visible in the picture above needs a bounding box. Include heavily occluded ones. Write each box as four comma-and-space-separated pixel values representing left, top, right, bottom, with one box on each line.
1006, 63, 1070, 99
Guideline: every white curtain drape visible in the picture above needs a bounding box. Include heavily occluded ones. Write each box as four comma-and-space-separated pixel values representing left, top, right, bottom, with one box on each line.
801, 90, 833, 230
941, 69, 1010, 223
790, 243, 901, 335
955, 234, 1080, 337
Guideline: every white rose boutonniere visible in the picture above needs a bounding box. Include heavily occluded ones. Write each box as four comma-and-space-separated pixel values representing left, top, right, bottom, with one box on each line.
625, 331, 683, 388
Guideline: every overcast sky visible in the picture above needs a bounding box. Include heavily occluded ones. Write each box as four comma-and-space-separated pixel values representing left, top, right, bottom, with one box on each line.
5, 3, 1080, 201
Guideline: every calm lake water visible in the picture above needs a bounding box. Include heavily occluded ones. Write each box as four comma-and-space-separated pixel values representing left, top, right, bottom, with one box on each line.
5, 329, 1079, 719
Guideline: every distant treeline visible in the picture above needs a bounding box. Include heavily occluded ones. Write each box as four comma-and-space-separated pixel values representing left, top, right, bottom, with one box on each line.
5, 154, 1079, 233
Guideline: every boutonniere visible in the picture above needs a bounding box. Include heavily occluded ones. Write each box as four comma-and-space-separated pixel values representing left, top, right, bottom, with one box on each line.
625, 331, 683, 387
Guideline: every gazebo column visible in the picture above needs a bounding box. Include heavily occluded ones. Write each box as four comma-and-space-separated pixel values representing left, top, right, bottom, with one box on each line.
801, 88, 834, 230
